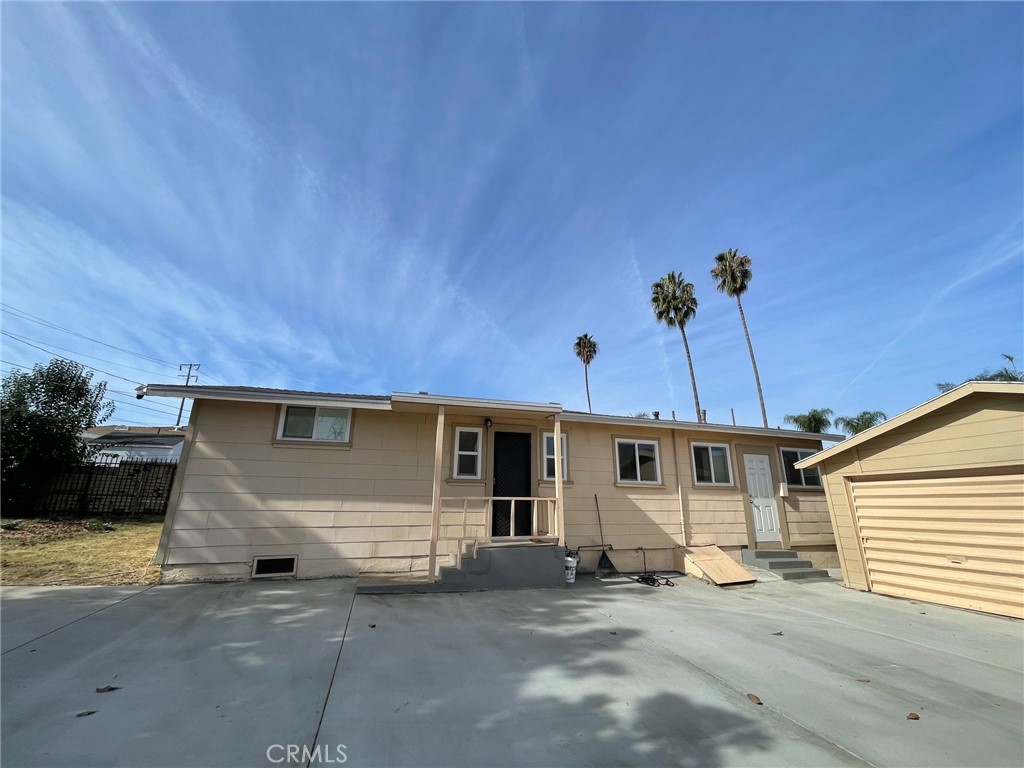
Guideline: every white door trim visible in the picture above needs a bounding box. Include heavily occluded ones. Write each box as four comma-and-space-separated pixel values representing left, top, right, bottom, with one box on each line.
744, 454, 781, 543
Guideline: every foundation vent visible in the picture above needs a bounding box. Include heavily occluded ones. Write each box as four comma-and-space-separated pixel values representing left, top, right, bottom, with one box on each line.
252, 556, 297, 578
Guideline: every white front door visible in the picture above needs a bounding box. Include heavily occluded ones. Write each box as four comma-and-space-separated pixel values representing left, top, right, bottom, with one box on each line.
744, 454, 781, 542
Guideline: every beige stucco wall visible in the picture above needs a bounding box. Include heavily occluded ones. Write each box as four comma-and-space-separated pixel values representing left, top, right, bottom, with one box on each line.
818, 392, 1024, 590
162, 399, 436, 581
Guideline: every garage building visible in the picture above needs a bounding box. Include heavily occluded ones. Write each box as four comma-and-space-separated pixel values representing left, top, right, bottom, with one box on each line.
795, 381, 1023, 619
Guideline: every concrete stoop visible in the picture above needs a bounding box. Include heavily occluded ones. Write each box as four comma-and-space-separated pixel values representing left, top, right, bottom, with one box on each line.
741, 548, 832, 581
357, 544, 566, 595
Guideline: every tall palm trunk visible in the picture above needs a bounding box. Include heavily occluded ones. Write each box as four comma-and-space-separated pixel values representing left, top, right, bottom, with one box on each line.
679, 326, 702, 422
736, 296, 767, 428
584, 364, 592, 413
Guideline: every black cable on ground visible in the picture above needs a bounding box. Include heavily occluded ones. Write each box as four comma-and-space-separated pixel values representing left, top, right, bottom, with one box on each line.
634, 547, 676, 587
635, 572, 676, 587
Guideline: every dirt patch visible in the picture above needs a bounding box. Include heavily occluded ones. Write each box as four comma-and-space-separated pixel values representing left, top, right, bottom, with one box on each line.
1, 519, 94, 545
1, 517, 164, 586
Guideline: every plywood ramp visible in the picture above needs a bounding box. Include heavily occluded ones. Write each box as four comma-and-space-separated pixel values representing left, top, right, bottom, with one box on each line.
676, 545, 756, 586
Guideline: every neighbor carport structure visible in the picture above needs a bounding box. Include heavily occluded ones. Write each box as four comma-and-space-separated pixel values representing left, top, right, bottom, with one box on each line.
796, 381, 1023, 618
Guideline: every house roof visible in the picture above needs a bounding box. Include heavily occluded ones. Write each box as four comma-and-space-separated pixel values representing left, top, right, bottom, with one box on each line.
84, 425, 186, 438
139, 383, 842, 442
92, 434, 185, 448
794, 381, 1024, 469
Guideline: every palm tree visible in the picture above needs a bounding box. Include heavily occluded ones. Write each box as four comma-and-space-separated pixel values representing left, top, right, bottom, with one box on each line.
573, 334, 599, 413
937, 354, 1024, 392
712, 248, 768, 428
835, 410, 887, 435
784, 408, 834, 433
651, 272, 703, 422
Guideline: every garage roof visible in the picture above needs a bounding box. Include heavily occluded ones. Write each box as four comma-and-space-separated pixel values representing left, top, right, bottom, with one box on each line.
794, 381, 1024, 469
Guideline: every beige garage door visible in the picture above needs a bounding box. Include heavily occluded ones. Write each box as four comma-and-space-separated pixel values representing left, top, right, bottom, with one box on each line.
851, 474, 1024, 619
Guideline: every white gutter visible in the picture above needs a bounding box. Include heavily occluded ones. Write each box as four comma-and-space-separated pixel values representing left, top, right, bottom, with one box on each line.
560, 410, 843, 442
136, 384, 393, 410
391, 392, 563, 414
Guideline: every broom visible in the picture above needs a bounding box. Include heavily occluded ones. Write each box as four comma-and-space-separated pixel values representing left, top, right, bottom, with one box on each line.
594, 494, 618, 578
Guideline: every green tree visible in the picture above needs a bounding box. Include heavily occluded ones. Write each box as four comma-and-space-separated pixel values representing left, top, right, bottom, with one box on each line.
784, 408, 834, 433
937, 354, 1024, 392
573, 334, 599, 413
835, 410, 887, 435
711, 248, 768, 428
651, 272, 703, 422
1, 359, 114, 511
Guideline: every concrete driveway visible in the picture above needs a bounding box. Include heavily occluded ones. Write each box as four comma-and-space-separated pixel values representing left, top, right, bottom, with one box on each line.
2, 576, 1021, 768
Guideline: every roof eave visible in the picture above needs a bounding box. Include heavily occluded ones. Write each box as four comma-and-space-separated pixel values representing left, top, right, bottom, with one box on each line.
560, 411, 842, 442
793, 380, 1024, 469
390, 392, 562, 414
136, 384, 393, 410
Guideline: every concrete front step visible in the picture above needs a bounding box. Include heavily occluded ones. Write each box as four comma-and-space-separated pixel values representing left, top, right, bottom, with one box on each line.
748, 558, 815, 571
357, 544, 567, 594
741, 547, 832, 582
743, 549, 798, 560
778, 568, 832, 581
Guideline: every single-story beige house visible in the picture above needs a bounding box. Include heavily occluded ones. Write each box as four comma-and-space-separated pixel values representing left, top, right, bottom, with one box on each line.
137, 384, 843, 584
795, 381, 1024, 619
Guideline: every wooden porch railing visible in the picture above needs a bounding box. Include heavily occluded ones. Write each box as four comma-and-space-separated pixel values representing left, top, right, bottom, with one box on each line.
436, 496, 558, 571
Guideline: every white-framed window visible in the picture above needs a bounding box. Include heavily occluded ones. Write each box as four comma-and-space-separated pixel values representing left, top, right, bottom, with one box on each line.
615, 438, 661, 484
780, 448, 822, 488
692, 443, 733, 485
453, 427, 483, 479
278, 405, 351, 443
543, 432, 568, 481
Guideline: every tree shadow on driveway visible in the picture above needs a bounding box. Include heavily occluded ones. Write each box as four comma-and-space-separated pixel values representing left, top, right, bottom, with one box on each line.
314, 585, 843, 768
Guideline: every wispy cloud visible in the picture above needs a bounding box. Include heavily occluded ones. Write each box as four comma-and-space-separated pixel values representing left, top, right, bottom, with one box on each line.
836, 220, 1024, 399
3, 2, 1021, 428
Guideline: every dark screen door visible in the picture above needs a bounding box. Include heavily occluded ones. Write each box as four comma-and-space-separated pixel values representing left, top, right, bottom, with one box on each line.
492, 431, 532, 537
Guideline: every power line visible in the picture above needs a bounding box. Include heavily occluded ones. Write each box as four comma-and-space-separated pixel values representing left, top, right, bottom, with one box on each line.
1, 334, 146, 386
1, 304, 243, 388
199, 371, 231, 385
3, 304, 240, 387
2, 362, 186, 418
3, 360, 188, 417
2, 331, 174, 378
108, 395, 188, 417
107, 389, 182, 412
176, 363, 200, 426
101, 417, 156, 427
0, 303, 176, 366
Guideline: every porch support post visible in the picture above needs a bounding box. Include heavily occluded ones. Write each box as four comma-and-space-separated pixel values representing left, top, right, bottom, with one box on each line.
428, 405, 445, 583
553, 414, 565, 547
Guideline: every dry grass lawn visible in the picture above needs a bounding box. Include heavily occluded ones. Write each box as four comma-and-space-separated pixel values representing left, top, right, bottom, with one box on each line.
1, 517, 163, 586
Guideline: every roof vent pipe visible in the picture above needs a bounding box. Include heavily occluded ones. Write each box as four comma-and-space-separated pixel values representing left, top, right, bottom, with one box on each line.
652, 411, 660, 420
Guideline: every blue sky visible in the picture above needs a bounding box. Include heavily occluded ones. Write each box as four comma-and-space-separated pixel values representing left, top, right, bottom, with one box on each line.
3, 2, 1022, 430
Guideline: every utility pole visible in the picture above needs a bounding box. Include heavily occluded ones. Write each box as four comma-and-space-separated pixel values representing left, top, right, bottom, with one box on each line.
176, 363, 200, 426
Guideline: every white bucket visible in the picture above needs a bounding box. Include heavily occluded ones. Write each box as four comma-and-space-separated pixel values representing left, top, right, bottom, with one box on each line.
564, 556, 577, 584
